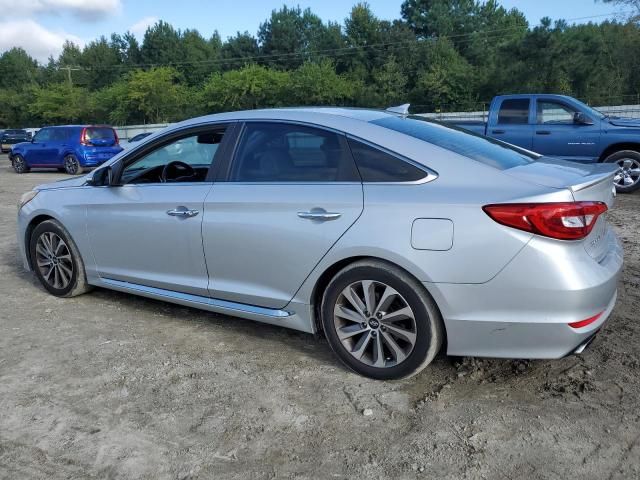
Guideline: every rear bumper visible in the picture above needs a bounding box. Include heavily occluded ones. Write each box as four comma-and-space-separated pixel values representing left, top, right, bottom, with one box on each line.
429, 226, 623, 359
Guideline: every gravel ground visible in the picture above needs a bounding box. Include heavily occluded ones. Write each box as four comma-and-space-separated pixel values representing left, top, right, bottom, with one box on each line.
1, 161, 639, 480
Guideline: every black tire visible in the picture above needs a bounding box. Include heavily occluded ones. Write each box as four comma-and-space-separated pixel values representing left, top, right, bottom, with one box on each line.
63, 154, 84, 175
12, 154, 30, 174
29, 219, 91, 298
603, 150, 640, 193
321, 259, 444, 380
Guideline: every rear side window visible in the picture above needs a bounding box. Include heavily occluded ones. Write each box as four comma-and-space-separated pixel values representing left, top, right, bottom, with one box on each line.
347, 139, 427, 182
498, 99, 530, 125
371, 116, 536, 170
50, 128, 69, 141
230, 122, 359, 182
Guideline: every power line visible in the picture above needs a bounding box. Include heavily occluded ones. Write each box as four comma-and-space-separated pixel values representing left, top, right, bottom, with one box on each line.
56, 9, 631, 73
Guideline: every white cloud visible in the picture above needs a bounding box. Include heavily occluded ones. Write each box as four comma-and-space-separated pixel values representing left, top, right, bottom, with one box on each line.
0, 0, 122, 21
129, 16, 159, 37
0, 19, 84, 62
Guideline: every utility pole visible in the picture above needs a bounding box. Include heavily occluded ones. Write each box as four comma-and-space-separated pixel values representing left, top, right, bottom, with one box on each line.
59, 66, 81, 85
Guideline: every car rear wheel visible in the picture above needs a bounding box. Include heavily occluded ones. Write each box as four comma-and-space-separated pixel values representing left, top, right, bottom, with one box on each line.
604, 150, 640, 193
64, 154, 84, 175
12, 154, 30, 174
29, 220, 90, 297
321, 260, 443, 380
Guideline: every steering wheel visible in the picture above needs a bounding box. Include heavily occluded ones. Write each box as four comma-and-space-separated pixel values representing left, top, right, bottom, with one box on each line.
161, 160, 196, 183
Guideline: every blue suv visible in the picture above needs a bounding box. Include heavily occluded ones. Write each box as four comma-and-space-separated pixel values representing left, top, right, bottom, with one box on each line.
9, 125, 123, 174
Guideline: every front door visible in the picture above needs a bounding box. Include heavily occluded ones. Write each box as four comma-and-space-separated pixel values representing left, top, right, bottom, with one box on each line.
532, 98, 601, 162
202, 121, 364, 309
85, 126, 230, 296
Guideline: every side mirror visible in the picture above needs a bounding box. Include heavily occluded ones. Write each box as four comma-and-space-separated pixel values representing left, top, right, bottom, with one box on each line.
88, 160, 123, 186
574, 112, 593, 125
88, 167, 112, 186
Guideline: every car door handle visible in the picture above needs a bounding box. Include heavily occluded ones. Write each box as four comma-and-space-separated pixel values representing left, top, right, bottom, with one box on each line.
536, 130, 551, 135
167, 207, 199, 218
491, 129, 505, 134
297, 211, 342, 221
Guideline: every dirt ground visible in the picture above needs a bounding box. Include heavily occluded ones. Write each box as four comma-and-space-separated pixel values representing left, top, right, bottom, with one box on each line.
0, 160, 639, 480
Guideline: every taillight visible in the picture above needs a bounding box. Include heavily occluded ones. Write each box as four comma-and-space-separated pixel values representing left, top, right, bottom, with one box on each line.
568, 312, 603, 329
80, 127, 90, 146
113, 129, 119, 145
483, 202, 608, 240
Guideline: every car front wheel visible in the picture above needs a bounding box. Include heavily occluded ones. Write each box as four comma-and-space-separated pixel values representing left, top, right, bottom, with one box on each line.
321, 260, 444, 380
64, 154, 84, 175
29, 220, 91, 297
12, 154, 30, 174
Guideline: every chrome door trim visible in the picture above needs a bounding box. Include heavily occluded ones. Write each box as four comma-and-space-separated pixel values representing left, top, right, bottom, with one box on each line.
101, 278, 292, 318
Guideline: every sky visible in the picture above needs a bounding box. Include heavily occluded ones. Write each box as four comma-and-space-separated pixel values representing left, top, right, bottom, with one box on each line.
0, 0, 628, 63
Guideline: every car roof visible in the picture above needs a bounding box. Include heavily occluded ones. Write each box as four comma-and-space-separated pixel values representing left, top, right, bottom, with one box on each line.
172, 107, 398, 131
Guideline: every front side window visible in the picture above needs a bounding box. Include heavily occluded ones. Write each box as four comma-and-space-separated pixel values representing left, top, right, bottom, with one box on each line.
537, 101, 577, 124
121, 130, 225, 184
497, 99, 530, 125
230, 122, 359, 182
347, 139, 427, 182
34, 128, 51, 142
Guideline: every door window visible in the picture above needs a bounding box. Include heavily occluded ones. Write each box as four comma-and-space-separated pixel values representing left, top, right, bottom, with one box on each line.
121, 130, 225, 184
497, 99, 530, 125
230, 122, 360, 182
347, 138, 427, 182
33, 128, 51, 142
537, 101, 577, 124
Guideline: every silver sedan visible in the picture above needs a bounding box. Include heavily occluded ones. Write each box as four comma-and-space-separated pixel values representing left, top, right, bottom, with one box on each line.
16, 107, 623, 379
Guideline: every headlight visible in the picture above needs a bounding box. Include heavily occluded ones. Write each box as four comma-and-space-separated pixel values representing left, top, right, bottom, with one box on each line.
18, 190, 38, 210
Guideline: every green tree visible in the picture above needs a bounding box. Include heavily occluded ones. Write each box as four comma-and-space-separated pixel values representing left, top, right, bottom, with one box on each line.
124, 67, 185, 123
0, 48, 39, 90
290, 60, 358, 105
29, 83, 89, 123
202, 64, 290, 110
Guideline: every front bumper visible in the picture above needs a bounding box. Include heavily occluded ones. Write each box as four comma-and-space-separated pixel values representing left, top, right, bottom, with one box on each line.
429, 225, 623, 359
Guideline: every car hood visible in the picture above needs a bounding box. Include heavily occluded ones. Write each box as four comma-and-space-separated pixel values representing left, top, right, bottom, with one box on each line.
607, 117, 640, 128
35, 175, 89, 191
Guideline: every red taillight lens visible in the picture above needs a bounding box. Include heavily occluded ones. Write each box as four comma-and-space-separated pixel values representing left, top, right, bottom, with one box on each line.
113, 129, 119, 145
483, 202, 607, 240
80, 127, 90, 146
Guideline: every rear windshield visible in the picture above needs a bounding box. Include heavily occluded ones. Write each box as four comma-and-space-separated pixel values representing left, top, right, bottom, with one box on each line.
370, 116, 536, 170
85, 127, 116, 141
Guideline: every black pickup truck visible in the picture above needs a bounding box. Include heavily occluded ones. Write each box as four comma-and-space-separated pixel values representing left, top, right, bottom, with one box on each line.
1, 129, 30, 153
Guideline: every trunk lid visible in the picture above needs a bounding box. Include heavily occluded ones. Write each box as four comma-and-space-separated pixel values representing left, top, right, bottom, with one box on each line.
503, 157, 617, 207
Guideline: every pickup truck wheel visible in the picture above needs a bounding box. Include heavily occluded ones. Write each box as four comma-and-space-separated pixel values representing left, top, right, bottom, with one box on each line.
12, 154, 30, 174
64, 154, 84, 175
604, 150, 640, 193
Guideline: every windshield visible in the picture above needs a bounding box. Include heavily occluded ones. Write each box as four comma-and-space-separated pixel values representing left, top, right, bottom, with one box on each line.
371, 115, 537, 170
5, 129, 27, 135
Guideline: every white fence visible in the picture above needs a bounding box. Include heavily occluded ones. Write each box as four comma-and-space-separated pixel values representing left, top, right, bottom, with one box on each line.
113, 104, 640, 140
419, 104, 640, 121
115, 123, 170, 142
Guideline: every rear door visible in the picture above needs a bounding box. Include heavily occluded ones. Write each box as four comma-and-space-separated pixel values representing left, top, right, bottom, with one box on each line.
532, 98, 601, 161
202, 121, 364, 309
488, 98, 534, 150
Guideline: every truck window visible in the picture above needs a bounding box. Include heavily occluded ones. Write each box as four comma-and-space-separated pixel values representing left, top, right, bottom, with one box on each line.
497, 99, 530, 125
537, 101, 576, 124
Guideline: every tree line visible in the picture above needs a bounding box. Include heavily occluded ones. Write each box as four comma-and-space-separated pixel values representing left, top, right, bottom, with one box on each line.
0, 0, 639, 128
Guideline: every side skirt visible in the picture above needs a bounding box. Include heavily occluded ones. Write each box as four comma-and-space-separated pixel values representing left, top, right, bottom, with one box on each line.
97, 277, 315, 333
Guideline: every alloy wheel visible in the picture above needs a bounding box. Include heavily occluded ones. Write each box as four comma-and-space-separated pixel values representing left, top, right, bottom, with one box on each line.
13, 156, 26, 173
613, 158, 640, 189
35, 232, 74, 290
333, 280, 417, 368
64, 155, 78, 175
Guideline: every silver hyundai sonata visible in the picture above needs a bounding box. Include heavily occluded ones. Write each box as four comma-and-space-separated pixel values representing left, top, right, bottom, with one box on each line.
16, 107, 623, 379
